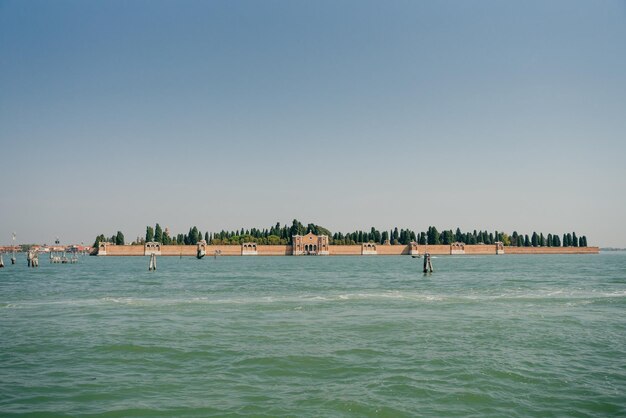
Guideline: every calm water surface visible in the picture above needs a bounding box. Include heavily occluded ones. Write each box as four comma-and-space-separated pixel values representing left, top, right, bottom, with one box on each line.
1, 253, 625, 417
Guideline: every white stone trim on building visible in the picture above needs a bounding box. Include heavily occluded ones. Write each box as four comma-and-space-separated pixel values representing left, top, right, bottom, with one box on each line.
144, 242, 161, 256
292, 232, 329, 255
450, 242, 465, 255
241, 242, 258, 255
361, 243, 377, 255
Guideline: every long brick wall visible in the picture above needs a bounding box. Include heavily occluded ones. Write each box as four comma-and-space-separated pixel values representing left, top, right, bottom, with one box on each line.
328, 245, 362, 255
464, 245, 497, 255
104, 245, 145, 256
503, 246, 598, 254
161, 245, 195, 256
411, 245, 451, 255
256, 245, 292, 256
98, 244, 599, 256
376, 245, 412, 255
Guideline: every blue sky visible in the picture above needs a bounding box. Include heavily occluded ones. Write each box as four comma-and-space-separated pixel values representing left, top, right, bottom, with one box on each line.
1, 0, 625, 247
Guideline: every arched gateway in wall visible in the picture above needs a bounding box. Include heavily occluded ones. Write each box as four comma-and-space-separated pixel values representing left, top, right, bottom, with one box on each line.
292, 232, 329, 255
450, 242, 465, 255
361, 243, 377, 255
242, 242, 258, 256
144, 242, 161, 256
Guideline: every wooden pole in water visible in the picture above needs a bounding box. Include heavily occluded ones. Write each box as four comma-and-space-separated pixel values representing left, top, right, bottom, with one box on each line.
27, 250, 38, 268
11, 233, 16, 264
0, 253, 4, 268
148, 253, 157, 271
423, 253, 433, 273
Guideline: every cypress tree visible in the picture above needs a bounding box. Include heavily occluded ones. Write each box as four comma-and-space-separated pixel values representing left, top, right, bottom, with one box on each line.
572, 232, 578, 247
93, 234, 106, 248
401, 230, 408, 244
154, 224, 163, 243
190, 227, 199, 245
531, 232, 538, 247
547, 234, 552, 247
428, 226, 441, 245
146, 226, 154, 243
524, 235, 530, 247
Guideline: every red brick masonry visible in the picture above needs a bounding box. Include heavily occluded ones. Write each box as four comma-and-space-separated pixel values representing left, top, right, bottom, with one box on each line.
100, 244, 599, 256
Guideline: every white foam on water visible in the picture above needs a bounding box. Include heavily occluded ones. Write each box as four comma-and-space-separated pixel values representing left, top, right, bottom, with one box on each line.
3, 289, 625, 310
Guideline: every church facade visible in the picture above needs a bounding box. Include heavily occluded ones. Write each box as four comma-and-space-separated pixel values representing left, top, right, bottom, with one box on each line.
292, 232, 329, 255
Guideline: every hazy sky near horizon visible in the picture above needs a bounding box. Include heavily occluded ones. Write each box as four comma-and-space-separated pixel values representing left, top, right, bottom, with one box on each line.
1, 0, 625, 247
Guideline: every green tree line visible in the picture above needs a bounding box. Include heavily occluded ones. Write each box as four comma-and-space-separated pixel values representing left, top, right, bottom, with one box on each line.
92, 231, 125, 248
94, 220, 589, 248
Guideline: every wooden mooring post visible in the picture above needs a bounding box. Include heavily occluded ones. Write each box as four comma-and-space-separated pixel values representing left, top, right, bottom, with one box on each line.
423, 253, 433, 273
148, 253, 157, 271
11, 232, 16, 264
27, 251, 39, 268
196, 241, 206, 259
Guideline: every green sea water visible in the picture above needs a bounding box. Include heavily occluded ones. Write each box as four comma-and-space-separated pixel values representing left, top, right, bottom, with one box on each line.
1, 253, 625, 417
